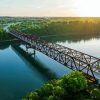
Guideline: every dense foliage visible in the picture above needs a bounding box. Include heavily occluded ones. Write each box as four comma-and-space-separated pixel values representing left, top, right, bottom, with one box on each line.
23, 71, 100, 100
10, 17, 100, 42
1, 17, 100, 41
11, 17, 100, 37
0, 26, 10, 40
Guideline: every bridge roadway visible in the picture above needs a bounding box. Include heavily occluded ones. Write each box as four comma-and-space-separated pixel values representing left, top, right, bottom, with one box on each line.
9, 30, 100, 83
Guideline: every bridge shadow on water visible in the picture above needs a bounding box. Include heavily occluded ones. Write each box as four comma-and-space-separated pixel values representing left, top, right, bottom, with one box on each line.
11, 43, 57, 80
0, 42, 11, 50
0, 40, 21, 50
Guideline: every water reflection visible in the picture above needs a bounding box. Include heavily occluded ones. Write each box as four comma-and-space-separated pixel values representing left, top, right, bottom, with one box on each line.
0, 42, 10, 50
11, 45, 57, 79
40, 34, 100, 58
41, 34, 100, 43
57, 38, 100, 58
0, 42, 71, 100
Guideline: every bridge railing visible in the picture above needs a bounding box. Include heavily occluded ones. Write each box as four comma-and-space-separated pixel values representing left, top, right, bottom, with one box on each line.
33, 41, 99, 78
91, 59, 100, 72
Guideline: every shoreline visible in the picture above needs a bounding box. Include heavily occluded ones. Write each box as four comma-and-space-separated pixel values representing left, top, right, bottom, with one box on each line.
0, 39, 18, 43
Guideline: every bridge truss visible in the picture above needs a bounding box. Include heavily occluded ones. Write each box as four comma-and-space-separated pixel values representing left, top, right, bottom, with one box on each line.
9, 30, 100, 83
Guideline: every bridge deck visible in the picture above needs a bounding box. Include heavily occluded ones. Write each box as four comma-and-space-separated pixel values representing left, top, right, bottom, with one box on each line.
9, 30, 100, 83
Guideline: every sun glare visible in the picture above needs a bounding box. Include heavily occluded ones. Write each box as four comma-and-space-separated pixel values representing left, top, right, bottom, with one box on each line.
75, 0, 100, 16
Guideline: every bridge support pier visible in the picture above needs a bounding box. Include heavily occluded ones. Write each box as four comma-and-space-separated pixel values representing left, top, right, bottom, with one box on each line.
33, 49, 36, 55
32, 49, 36, 57
25, 44, 36, 57
26, 44, 29, 53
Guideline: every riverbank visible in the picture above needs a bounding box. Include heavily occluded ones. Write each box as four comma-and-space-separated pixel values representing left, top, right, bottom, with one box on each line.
0, 38, 18, 43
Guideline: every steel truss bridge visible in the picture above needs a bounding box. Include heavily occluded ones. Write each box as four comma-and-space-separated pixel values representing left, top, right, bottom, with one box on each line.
9, 30, 100, 83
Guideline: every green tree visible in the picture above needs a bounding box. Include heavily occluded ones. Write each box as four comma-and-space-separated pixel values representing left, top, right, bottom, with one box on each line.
23, 71, 88, 100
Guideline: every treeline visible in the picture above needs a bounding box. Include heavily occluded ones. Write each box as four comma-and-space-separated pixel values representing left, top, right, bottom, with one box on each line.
2, 17, 100, 41
23, 71, 100, 100
11, 18, 100, 38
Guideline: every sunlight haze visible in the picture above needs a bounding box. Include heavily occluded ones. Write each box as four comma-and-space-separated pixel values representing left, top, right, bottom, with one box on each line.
0, 0, 100, 16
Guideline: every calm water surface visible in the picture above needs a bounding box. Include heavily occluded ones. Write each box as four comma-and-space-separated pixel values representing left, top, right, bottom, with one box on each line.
0, 36, 100, 100
0, 44, 71, 100
57, 38, 100, 58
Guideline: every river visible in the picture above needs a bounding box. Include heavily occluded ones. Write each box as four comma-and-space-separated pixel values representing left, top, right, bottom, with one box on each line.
0, 35, 100, 100
0, 42, 71, 100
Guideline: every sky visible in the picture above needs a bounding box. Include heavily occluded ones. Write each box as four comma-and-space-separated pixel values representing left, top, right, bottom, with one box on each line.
0, 0, 100, 17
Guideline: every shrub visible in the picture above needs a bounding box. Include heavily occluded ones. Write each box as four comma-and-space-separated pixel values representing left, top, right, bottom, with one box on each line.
61, 71, 87, 94
90, 88, 100, 99
23, 71, 88, 100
